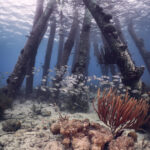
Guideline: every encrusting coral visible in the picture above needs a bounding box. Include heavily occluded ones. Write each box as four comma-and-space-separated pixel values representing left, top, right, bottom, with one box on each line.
108, 136, 134, 150
93, 88, 149, 137
49, 88, 149, 150
50, 116, 113, 150
50, 116, 136, 150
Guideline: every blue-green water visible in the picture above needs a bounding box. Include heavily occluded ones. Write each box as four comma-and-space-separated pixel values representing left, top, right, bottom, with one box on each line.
0, 2, 150, 149
0, 0, 150, 87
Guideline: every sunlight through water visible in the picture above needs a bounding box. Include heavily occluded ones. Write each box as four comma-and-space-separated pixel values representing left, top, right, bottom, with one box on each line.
0, 0, 150, 86
0, 0, 36, 36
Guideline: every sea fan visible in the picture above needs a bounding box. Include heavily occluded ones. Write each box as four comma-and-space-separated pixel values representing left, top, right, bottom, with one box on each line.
93, 88, 149, 136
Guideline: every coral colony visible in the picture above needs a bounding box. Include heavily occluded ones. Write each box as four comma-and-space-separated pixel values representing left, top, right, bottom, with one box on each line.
93, 88, 149, 137
50, 88, 149, 149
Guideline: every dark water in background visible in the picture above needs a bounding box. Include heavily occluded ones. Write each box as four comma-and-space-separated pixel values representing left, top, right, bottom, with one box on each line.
0, 0, 150, 87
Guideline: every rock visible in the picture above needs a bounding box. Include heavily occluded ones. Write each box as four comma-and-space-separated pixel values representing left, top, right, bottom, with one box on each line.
127, 131, 137, 142
50, 122, 61, 134
108, 136, 134, 150
0, 91, 13, 119
0, 142, 4, 150
49, 119, 56, 126
135, 139, 150, 150
2, 119, 21, 132
41, 109, 51, 117
31, 104, 41, 115
44, 141, 64, 150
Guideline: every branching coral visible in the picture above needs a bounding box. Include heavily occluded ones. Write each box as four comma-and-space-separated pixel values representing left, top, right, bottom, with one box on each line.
93, 88, 149, 137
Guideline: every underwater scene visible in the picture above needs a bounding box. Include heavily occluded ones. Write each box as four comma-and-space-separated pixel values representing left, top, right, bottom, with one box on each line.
0, 0, 150, 149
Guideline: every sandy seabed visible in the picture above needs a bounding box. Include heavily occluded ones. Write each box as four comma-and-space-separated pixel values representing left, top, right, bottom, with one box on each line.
0, 99, 150, 150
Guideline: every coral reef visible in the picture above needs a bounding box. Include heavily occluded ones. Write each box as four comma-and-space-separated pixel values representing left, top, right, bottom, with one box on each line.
49, 88, 150, 149
50, 117, 136, 150
50, 117, 113, 150
93, 88, 149, 137
2, 119, 21, 132
0, 99, 150, 150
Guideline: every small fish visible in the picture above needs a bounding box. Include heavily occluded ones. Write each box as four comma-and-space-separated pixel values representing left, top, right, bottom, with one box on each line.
41, 87, 46, 92
109, 82, 114, 85
14, 76, 18, 79
52, 88, 57, 91
94, 85, 98, 88
101, 81, 109, 85
79, 83, 84, 86
119, 83, 124, 87
70, 91, 75, 94
112, 79, 119, 82
99, 78, 104, 81
42, 79, 46, 82
112, 75, 120, 78
122, 89, 126, 92
126, 86, 131, 90
117, 90, 121, 93
55, 83, 60, 87
131, 89, 139, 94
60, 88, 68, 93
141, 93, 149, 97
121, 94, 125, 97
87, 78, 91, 82
118, 86, 123, 89
102, 75, 110, 79
84, 86, 89, 90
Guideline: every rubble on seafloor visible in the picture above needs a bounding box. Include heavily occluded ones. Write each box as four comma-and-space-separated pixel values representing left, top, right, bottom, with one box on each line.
0, 100, 150, 150
50, 117, 135, 150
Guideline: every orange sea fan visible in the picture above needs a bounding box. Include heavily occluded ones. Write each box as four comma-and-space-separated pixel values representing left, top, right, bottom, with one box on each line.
93, 88, 149, 136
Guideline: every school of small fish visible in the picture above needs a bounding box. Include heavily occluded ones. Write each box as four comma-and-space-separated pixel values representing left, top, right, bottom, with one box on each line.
0, 65, 149, 101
